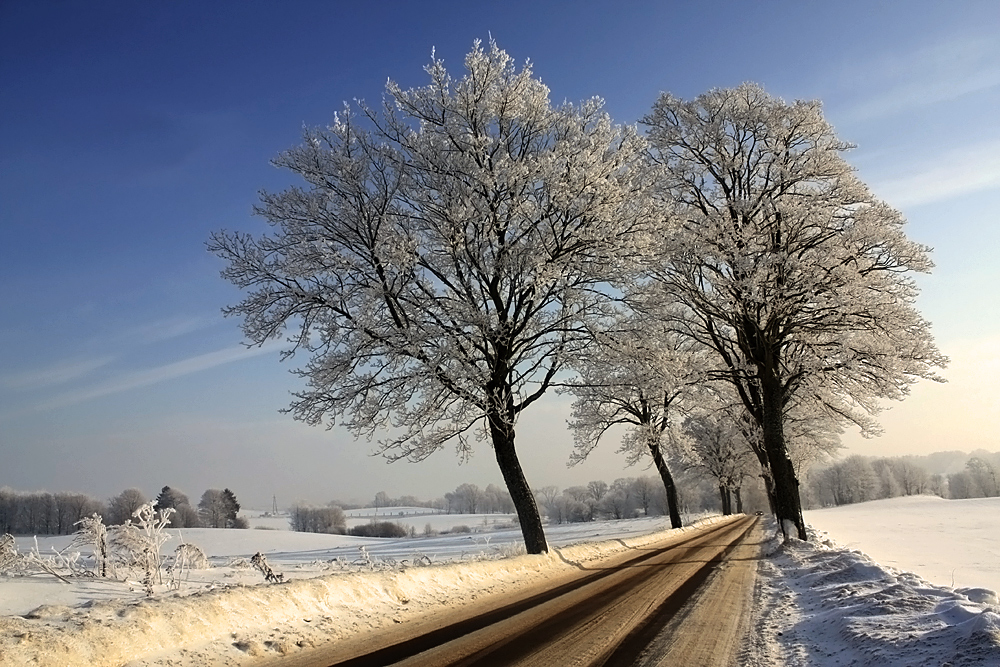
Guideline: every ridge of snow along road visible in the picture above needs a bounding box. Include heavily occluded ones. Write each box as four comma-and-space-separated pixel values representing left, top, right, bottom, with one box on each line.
744, 523, 1000, 667
0, 516, 732, 666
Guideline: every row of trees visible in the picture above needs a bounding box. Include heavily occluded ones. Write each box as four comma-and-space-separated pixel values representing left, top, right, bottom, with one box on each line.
0, 485, 247, 535
292, 471, 767, 537
807, 454, 1000, 507
289, 504, 347, 534
0, 488, 104, 536
212, 40, 944, 550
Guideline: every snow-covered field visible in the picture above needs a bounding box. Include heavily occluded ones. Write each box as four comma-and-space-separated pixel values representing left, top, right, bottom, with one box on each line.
804, 495, 1000, 593
2, 497, 999, 666
249, 507, 518, 533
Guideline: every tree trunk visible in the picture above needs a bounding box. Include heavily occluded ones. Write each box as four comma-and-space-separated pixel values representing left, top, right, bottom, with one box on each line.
719, 485, 730, 515
488, 407, 547, 554
760, 371, 807, 540
734, 486, 743, 514
648, 441, 683, 528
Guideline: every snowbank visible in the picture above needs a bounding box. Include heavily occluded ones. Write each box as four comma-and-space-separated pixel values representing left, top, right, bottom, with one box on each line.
744, 525, 1000, 666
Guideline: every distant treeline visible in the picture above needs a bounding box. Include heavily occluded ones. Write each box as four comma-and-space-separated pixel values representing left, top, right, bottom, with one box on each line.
0, 489, 103, 536
291, 472, 768, 536
803, 450, 1000, 508
0, 485, 248, 535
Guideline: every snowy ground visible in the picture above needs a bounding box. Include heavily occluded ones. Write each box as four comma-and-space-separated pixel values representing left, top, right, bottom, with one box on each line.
0, 513, 718, 666
744, 496, 1000, 666
249, 507, 519, 534
804, 495, 1000, 593
2, 498, 999, 666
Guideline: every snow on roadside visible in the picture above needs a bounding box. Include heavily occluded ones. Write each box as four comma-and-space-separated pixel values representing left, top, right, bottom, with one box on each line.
0, 516, 729, 666
744, 524, 1000, 667
804, 495, 1000, 594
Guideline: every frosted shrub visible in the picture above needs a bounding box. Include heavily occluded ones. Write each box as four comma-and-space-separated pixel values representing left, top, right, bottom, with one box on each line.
110, 502, 174, 595
0, 533, 19, 572
174, 542, 210, 569
168, 542, 210, 590
493, 542, 527, 559
72, 513, 111, 578
348, 521, 408, 538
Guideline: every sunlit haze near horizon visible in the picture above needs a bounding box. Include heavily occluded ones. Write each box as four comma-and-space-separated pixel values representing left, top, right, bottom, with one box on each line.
1, 1, 998, 508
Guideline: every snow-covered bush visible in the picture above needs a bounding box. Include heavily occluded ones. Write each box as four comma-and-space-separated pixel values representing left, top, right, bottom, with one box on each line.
110, 501, 174, 595
348, 521, 408, 538
0, 533, 19, 572
173, 542, 210, 570
168, 541, 210, 590
72, 513, 110, 578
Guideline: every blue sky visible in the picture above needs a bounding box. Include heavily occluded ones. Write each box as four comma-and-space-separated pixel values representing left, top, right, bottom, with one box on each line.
1, 1, 998, 508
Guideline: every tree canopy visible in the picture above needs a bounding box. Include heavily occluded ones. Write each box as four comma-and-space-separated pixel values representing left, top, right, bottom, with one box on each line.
210, 40, 652, 553
639, 83, 946, 538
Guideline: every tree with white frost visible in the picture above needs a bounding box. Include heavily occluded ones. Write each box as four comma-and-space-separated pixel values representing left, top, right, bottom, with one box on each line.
567, 314, 706, 528
111, 501, 174, 595
681, 410, 758, 514
209, 40, 650, 554
641, 83, 946, 539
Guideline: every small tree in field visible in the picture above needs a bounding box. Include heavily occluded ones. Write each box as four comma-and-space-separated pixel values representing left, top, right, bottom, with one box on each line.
641, 84, 946, 539
198, 488, 243, 528
209, 40, 651, 553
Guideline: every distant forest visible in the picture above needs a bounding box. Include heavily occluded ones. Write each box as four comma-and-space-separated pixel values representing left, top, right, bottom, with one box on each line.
3, 449, 997, 536
0, 485, 246, 536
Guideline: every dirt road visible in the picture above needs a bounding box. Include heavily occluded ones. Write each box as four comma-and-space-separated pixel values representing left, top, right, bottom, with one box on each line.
280, 515, 761, 667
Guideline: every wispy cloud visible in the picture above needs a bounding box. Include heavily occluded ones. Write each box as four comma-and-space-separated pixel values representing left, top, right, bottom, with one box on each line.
835, 36, 1000, 122
24, 342, 282, 414
871, 139, 1000, 208
0, 356, 115, 390
121, 314, 220, 345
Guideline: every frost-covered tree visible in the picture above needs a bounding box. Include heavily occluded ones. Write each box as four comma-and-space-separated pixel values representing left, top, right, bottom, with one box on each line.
681, 411, 758, 514
483, 483, 515, 514
209, 40, 650, 554
289, 504, 346, 533
154, 486, 199, 527
567, 315, 705, 528
154, 486, 187, 511
111, 502, 174, 595
631, 476, 658, 516
445, 483, 484, 514
815, 456, 879, 506
641, 83, 946, 539
373, 491, 392, 511
966, 457, 999, 497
